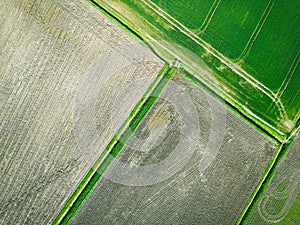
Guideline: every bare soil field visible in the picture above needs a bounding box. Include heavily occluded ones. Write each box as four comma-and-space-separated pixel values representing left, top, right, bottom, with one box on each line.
0, 0, 163, 224
246, 133, 300, 224
70, 72, 279, 225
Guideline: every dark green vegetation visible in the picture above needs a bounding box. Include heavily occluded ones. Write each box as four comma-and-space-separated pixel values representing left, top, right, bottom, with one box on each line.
152, 0, 300, 118
53, 1, 299, 224
152, 0, 269, 59
97, 0, 300, 141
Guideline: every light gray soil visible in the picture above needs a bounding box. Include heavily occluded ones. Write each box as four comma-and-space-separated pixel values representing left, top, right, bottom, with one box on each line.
71, 73, 278, 225
0, 0, 163, 224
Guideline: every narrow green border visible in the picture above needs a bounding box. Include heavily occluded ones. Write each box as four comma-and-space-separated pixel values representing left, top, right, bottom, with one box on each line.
181, 68, 291, 224
237, 143, 285, 225
52, 65, 175, 225
94, 0, 290, 142
237, 127, 299, 224
87, 0, 166, 63
180, 64, 287, 142
181, 69, 281, 144
53, 1, 300, 224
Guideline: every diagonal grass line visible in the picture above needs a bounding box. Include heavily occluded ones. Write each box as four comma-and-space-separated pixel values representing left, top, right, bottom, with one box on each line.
52, 65, 175, 225
181, 68, 281, 144
94, 0, 288, 141
86, 0, 166, 64
180, 69, 299, 225
237, 143, 285, 225
237, 126, 299, 224
53, 1, 297, 223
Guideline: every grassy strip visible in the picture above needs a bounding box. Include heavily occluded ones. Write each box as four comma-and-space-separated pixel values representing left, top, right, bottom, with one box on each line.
53, 1, 294, 223
181, 68, 281, 144
89, 0, 287, 142
52, 65, 174, 225
94, 0, 289, 141
181, 68, 291, 224
180, 63, 286, 143
237, 133, 298, 224
87, 0, 166, 63
179, 68, 292, 224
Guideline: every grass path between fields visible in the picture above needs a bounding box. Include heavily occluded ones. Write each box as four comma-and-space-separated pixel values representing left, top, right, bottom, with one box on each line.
52, 65, 175, 225
53, 1, 299, 224
141, 0, 287, 121
238, 124, 300, 224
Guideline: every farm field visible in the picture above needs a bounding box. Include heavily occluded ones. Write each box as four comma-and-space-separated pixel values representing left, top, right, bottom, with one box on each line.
68, 71, 280, 224
152, 0, 300, 93
245, 134, 300, 224
152, 0, 269, 59
1, 0, 299, 224
0, 0, 163, 224
281, 192, 300, 224
97, 0, 300, 140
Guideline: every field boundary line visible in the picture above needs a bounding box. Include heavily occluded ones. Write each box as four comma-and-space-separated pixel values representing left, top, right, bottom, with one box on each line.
144, 36, 285, 138
140, 32, 287, 139
52, 64, 172, 225
142, 0, 287, 119
238, 0, 276, 60
238, 125, 300, 224
90, 0, 288, 140
237, 142, 285, 224
198, 0, 221, 34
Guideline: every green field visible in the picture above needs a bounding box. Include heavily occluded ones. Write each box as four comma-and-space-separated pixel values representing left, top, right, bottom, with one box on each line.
97, 0, 300, 140
152, 0, 269, 59
152, 0, 300, 91
151, 0, 213, 30
2, 0, 299, 224
243, 1, 300, 91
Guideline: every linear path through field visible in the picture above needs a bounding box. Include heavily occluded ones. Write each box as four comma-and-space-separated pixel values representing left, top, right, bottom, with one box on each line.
238, 0, 275, 61
70, 71, 279, 225
276, 50, 300, 100
198, 0, 221, 34
142, 0, 287, 120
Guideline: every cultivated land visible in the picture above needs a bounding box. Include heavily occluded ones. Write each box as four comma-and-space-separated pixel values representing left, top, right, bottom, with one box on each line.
1, 0, 299, 224
97, 0, 300, 140
70, 72, 279, 225
152, 0, 300, 116
0, 0, 163, 224
152, 0, 269, 59
281, 193, 300, 224
245, 133, 300, 224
